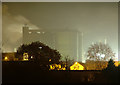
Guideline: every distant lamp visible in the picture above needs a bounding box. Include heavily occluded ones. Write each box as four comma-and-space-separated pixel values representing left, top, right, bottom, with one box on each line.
4, 56, 9, 61
31, 56, 33, 59
101, 54, 105, 58
29, 32, 32, 34
96, 53, 100, 56
39, 47, 42, 49
49, 59, 51, 62
82, 60, 86, 63
37, 32, 40, 34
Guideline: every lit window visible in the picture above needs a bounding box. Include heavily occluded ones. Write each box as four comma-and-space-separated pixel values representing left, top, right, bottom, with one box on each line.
29, 32, 32, 34
49, 59, 51, 62
23, 53, 29, 61
37, 32, 40, 34
4, 56, 9, 61
49, 64, 66, 70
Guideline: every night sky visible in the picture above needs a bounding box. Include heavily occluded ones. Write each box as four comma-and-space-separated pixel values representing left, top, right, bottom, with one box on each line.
2, 2, 118, 61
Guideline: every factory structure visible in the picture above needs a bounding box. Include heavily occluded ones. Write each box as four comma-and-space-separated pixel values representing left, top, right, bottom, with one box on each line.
22, 25, 83, 62
2, 25, 119, 70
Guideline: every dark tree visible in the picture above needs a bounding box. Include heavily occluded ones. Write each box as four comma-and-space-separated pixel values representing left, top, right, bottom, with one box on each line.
64, 56, 74, 70
65, 56, 69, 70
102, 59, 119, 83
105, 59, 116, 71
16, 41, 62, 69
118, 65, 120, 71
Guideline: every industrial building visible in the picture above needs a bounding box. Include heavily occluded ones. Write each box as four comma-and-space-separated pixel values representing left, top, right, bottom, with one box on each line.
22, 25, 82, 62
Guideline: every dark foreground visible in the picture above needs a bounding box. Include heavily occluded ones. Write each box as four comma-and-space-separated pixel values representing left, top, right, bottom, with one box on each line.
2, 61, 120, 84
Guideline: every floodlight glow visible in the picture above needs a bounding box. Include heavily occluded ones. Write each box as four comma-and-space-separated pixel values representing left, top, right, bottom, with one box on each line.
96, 53, 100, 56
39, 47, 42, 49
70, 62, 84, 70
101, 54, 105, 58
31, 56, 33, 58
49, 59, 51, 62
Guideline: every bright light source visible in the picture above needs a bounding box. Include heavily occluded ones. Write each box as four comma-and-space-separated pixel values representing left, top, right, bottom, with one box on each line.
75, 62, 78, 64
4, 56, 9, 61
82, 60, 86, 63
39, 47, 42, 49
37, 32, 40, 34
114, 61, 119, 67
23, 53, 29, 61
49, 59, 51, 62
14, 48, 17, 52
96, 53, 100, 56
49, 64, 66, 70
29, 32, 32, 34
31, 56, 33, 58
101, 54, 105, 58
70, 62, 84, 70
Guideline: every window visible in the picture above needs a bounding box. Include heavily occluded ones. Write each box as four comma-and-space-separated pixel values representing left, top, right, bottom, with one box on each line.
29, 32, 32, 34
37, 32, 41, 34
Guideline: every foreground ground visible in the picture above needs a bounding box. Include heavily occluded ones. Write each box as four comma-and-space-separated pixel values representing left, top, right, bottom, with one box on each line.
2, 61, 120, 84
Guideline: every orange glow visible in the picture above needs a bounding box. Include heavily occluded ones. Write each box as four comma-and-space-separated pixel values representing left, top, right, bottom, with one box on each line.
49, 59, 51, 62
70, 62, 84, 70
4, 56, 9, 61
49, 64, 66, 70
114, 61, 120, 67
23, 53, 29, 61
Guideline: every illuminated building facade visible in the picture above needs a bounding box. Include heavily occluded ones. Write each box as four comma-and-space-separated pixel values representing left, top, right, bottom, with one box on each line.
70, 62, 85, 70
2, 52, 16, 61
23, 25, 82, 62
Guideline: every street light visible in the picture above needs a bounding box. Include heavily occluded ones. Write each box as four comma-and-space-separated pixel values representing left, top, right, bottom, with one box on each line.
39, 47, 42, 49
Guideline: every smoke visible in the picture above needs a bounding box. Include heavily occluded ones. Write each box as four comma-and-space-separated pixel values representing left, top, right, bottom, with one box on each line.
2, 4, 40, 52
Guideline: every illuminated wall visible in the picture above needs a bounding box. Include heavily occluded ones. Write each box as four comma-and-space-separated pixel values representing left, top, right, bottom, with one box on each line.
23, 26, 82, 61
2, 53, 15, 61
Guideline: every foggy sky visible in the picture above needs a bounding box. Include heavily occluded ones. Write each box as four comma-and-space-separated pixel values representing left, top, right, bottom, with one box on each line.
2, 2, 118, 60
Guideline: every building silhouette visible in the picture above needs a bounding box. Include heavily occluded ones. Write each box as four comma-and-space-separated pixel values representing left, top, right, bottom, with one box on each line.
22, 25, 82, 62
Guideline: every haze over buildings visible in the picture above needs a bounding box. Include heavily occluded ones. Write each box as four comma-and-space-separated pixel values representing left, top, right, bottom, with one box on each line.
2, 2, 118, 61
23, 25, 82, 62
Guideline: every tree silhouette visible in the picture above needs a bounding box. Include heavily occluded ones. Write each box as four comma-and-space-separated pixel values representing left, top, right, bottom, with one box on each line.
105, 59, 116, 71
102, 59, 119, 83
118, 65, 120, 71
87, 42, 115, 70
16, 41, 62, 69
65, 56, 69, 70
64, 56, 75, 70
